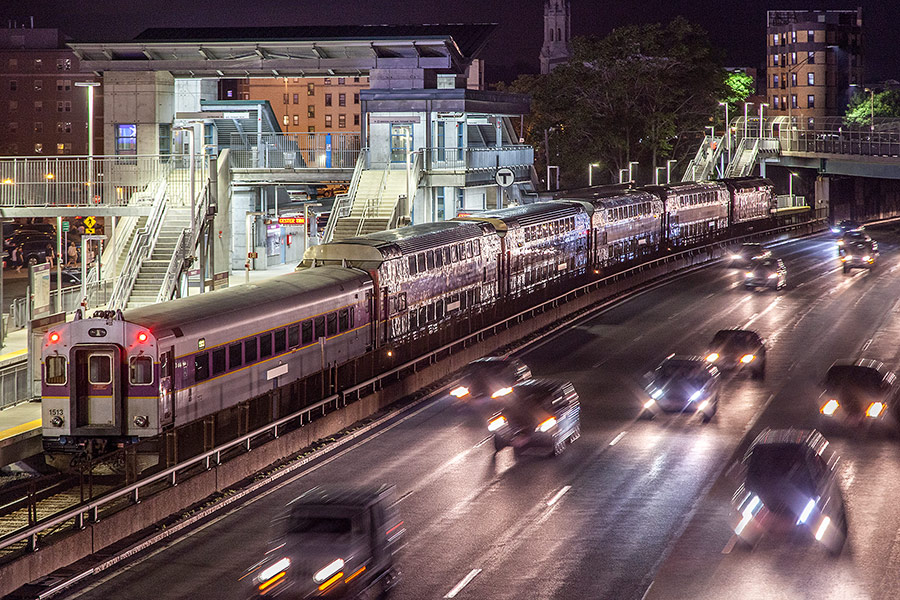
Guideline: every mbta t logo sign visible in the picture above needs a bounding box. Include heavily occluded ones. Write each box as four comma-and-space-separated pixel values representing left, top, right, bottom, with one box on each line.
494, 167, 515, 187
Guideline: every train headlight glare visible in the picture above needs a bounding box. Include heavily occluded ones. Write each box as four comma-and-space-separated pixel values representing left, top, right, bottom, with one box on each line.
488, 415, 507, 432
740, 354, 755, 364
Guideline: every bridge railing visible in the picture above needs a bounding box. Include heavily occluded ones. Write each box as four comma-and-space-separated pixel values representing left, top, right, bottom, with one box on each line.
229, 133, 361, 169
732, 116, 900, 158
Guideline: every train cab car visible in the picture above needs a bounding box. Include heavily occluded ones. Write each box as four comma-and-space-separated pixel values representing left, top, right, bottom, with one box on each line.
488, 379, 581, 457
643, 181, 729, 249
41, 267, 372, 461
723, 177, 776, 226
455, 201, 592, 296
571, 189, 664, 269
302, 221, 498, 344
249, 485, 403, 598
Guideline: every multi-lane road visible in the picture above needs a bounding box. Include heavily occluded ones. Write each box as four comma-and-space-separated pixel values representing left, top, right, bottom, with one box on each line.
58, 226, 900, 600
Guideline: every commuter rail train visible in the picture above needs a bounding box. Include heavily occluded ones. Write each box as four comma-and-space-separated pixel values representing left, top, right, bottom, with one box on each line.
41, 177, 776, 459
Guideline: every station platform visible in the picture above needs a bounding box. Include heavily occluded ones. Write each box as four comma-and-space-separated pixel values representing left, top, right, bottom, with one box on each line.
0, 261, 300, 463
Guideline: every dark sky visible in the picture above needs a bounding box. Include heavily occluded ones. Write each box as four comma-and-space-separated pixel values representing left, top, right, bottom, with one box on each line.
6, 0, 899, 83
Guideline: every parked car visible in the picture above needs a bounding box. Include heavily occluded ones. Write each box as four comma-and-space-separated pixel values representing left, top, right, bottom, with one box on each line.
50, 268, 81, 289
641, 355, 721, 423
488, 379, 581, 457
731, 428, 847, 555
705, 329, 767, 379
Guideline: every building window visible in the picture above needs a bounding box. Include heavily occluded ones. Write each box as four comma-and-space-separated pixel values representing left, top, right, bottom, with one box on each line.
293, 78, 300, 83
159, 123, 171, 157
807, 72, 815, 86
773, 54, 779, 66
338, 77, 345, 85
325, 93, 332, 106
807, 95, 815, 109
325, 114, 332, 128
782, 95, 787, 108
283, 93, 289, 104
293, 93, 299, 104
307, 105, 315, 118
353, 93, 359, 104
115, 123, 138, 158
308, 126, 315, 132
323, 78, 331, 85
240, 92, 250, 100
390, 124, 413, 162
56, 122, 72, 133
34, 143, 42, 153
773, 34, 779, 45
338, 93, 346, 106
8, 100, 16, 111
56, 58, 70, 71
33, 79, 42, 91
57, 101, 64, 112
353, 76, 360, 83
307, 82, 315, 96
8, 58, 16, 69
772, 74, 779, 88
293, 114, 299, 126
7, 122, 17, 133
33, 58, 42, 69
791, 30, 797, 44
9, 80, 16, 91
56, 142, 71, 154
807, 30, 815, 42
353, 114, 359, 126
64, 101, 71, 112
791, 95, 798, 109
773, 96, 780, 109
338, 114, 346, 128
33, 122, 42, 133
790, 52, 796, 65
791, 72, 797, 87
283, 115, 289, 126
807, 117, 815, 129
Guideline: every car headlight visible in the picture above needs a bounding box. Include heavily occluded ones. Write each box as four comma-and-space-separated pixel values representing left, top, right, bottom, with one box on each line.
450, 386, 470, 398
740, 354, 755, 364
313, 558, 345, 583
651, 388, 663, 399
820, 399, 839, 416
491, 387, 513, 399
745, 271, 753, 278
798, 498, 817, 525
536, 416, 557, 432
706, 352, 719, 362
814, 516, 831, 541
863, 255, 871, 262
735, 494, 763, 535
730, 253, 742, 260
866, 402, 885, 418
831, 227, 841, 233
488, 415, 507, 431
643, 399, 656, 409
837, 240, 844, 246
841, 256, 850, 262
689, 390, 703, 402
768, 273, 777, 279
258, 557, 291, 592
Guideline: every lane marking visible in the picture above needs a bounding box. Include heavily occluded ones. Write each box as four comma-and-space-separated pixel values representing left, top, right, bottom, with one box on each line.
609, 431, 628, 446
474, 436, 492, 448
444, 568, 482, 598
862, 338, 873, 352
721, 534, 738, 554
547, 485, 571, 507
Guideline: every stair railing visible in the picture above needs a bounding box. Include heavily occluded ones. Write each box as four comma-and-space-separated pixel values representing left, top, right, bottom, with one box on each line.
323, 149, 366, 243
157, 179, 210, 303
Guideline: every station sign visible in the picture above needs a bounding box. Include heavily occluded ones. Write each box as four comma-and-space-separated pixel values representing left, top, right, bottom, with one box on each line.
495, 167, 515, 188
278, 216, 306, 225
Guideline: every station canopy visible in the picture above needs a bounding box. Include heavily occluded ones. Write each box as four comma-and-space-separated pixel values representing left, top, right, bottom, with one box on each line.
68, 23, 497, 78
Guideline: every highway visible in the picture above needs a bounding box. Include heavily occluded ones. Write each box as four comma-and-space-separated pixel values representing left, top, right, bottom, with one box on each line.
58, 227, 900, 600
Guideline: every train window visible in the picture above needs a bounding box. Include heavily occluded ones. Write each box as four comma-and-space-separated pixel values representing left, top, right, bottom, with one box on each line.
349, 307, 355, 328
212, 348, 226, 376
229, 342, 242, 369
302, 320, 313, 344
436, 299, 444, 320
474, 286, 481, 305
288, 324, 300, 347
327, 312, 338, 336
474, 239, 480, 255
427, 303, 435, 322
129, 356, 153, 385
466, 241, 473, 258
259, 332, 273, 358
194, 353, 210, 382
435, 248, 443, 268
89, 354, 112, 385
338, 308, 349, 332
244, 338, 258, 363
524, 228, 531, 242
443, 247, 450, 264
460, 291, 467, 310
409, 309, 417, 330
160, 354, 170, 379
45, 356, 67, 385
417, 253, 426, 273
419, 306, 427, 324
315, 315, 326, 339
408, 256, 417, 276
426, 250, 435, 270
450, 244, 458, 262
274, 329, 287, 353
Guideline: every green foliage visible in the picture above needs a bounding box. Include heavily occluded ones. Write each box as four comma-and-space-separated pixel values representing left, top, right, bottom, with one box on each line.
508, 17, 725, 186
844, 89, 900, 125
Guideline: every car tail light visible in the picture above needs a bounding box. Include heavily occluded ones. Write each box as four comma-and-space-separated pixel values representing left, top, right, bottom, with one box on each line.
536, 417, 557, 432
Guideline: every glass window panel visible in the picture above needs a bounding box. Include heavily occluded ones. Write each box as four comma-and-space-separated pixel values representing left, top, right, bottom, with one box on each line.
46, 356, 67, 385
129, 356, 153, 385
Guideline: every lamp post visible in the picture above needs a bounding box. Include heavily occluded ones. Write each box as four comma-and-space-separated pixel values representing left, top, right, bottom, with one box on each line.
718, 101, 731, 164
789, 171, 798, 204
588, 162, 600, 186
743, 102, 753, 139
666, 159, 677, 184
654, 167, 666, 185
628, 161, 639, 184
74, 81, 100, 209
758, 103, 769, 139
618, 168, 629, 184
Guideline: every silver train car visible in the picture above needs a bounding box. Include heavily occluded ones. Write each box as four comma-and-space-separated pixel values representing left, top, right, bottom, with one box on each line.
646, 181, 730, 248
724, 177, 777, 224
41, 266, 372, 455
580, 189, 664, 267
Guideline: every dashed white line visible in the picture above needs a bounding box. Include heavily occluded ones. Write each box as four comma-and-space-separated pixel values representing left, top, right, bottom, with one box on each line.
721, 534, 738, 554
609, 431, 628, 446
444, 568, 482, 598
862, 338, 873, 352
474, 436, 492, 448
547, 485, 571, 507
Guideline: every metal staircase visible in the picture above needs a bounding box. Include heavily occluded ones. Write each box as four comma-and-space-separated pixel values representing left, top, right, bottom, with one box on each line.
682, 136, 724, 182
724, 138, 760, 178
126, 208, 192, 309
331, 169, 410, 240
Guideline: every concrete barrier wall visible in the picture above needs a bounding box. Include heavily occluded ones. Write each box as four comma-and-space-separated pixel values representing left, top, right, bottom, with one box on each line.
0, 226, 821, 596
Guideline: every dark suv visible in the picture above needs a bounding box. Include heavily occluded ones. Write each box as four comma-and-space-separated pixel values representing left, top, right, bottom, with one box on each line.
744, 257, 786, 290
641, 355, 721, 423
840, 239, 878, 273
450, 356, 532, 405
488, 379, 581, 457
729, 243, 772, 267
731, 428, 847, 555
249, 485, 403, 599
818, 359, 899, 426
705, 329, 766, 379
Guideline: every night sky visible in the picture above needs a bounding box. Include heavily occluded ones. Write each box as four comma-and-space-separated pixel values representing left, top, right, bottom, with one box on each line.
7, 0, 899, 84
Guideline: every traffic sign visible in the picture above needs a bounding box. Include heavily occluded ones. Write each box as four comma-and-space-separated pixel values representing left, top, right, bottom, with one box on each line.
61, 221, 70, 232
85, 228, 95, 234
248, 252, 258, 259
84, 216, 96, 229
495, 167, 515, 188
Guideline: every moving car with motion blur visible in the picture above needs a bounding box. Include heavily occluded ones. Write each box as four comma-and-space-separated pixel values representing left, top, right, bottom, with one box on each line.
450, 356, 532, 407
836, 229, 872, 254
488, 379, 580, 457
818, 359, 899, 426
840, 238, 878, 273
731, 428, 847, 555
831, 219, 862, 236
728, 243, 772, 267
744, 257, 786, 290
248, 485, 404, 599
705, 329, 766, 379
641, 355, 721, 423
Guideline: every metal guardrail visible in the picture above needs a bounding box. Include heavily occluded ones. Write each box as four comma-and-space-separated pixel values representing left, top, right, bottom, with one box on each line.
229, 132, 361, 169
0, 155, 178, 208
424, 145, 535, 173
0, 359, 29, 411
323, 150, 366, 243
0, 215, 825, 555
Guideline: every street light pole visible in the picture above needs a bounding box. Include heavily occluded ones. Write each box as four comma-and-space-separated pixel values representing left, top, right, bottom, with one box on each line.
666, 159, 677, 184
743, 102, 753, 140
74, 81, 100, 200
719, 101, 731, 165
588, 162, 600, 186
864, 88, 875, 129
789, 171, 798, 203
759, 103, 769, 139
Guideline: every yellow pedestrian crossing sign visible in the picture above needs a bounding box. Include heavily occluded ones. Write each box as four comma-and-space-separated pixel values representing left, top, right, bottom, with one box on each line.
84, 216, 96, 228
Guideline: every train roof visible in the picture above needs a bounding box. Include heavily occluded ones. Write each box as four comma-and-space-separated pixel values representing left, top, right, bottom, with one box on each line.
723, 177, 774, 191
454, 200, 592, 233
641, 180, 725, 196
121, 266, 370, 338
550, 183, 633, 200
559, 189, 659, 211
302, 220, 491, 269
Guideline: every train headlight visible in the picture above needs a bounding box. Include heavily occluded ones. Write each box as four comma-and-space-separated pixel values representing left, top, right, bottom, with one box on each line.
133, 415, 149, 428
51, 415, 64, 427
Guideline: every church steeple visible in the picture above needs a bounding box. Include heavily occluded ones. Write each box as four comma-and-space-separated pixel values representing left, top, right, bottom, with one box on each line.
540, 0, 572, 74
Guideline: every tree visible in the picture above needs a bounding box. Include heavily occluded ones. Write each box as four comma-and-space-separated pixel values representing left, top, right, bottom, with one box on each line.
505, 17, 726, 187
720, 71, 755, 129
844, 89, 900, 126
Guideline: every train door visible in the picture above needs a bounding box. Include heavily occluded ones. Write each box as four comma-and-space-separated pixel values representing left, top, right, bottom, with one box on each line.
73, 346, 121, 432
159, 348, 175, 427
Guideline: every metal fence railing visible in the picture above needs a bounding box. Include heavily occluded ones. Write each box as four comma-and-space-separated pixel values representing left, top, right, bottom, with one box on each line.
229, 133, 361, 169
0, 359, 28, 410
